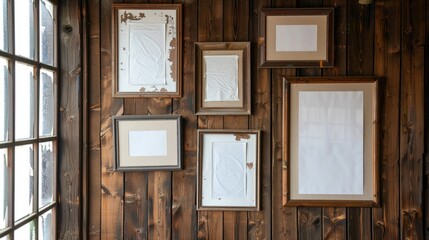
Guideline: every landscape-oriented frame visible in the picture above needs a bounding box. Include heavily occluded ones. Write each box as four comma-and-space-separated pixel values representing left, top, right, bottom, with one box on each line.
197, 129, 260, 211
283, 76, 380, 207
260, 8, 334, 68
113, 115, 182, 171
112, 4, 182, 97
195, 42, 251, 115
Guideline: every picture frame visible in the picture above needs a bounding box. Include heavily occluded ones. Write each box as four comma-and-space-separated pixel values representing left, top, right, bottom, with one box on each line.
195, 42, 251, 115
259, 8, 334, 68
112, 4, 182, 97
197, 129, 260, 211
282, 76, 380, 207
113, 115, 181, 171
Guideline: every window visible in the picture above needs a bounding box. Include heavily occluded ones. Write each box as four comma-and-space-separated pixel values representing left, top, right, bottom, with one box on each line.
0, 0, 57, 239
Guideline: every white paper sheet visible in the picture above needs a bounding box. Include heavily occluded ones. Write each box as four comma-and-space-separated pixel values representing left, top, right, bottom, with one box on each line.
204, 55, 239, 101
129, 23, 166, 85
211, 142, 246, 198
298, 91, 364, 195
276, 25, 318, 52
128, 130, 167, 157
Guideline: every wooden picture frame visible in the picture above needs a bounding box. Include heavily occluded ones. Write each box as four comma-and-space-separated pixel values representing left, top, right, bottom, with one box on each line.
197, 129, 260, 211
112, 4, 182, 97
113, 115, 181, 171
282, 77, 380, 207
195, 42, 251, 115
260, 8, 334, 68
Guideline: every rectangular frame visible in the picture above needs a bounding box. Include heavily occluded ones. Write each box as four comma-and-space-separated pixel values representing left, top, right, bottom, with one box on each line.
260, 8, 334, 68
195, 42, 251, 115
112, 4, 182, 97
283, 77, 380, 207
197, 130, 260, 211
113, 115, 181, 171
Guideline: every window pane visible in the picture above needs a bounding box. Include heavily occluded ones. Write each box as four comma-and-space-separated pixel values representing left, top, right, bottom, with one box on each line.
14, 221, 35, 240
14, 144, 34, 221
0, 57, 9, 142
38, 210, 53, 240
14, 0, 35, 59
0, 235, 11, 240
15, 62, 35, 140
0, 148, 8, 230
39, 142, 53, 207
39, 69, 54, 137
0, 0, 8, 52
39, 0, 55, 65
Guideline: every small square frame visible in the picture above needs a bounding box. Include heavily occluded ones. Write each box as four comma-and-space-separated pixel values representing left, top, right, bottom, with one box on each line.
283, 76, 380, 207
112, 4, 182, 97
197, 129, 260, 211
260, 8, 334, 68
195, 42, 251, 115
113, 115, 181, 171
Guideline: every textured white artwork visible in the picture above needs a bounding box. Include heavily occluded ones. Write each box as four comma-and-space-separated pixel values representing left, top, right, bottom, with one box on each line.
204, 55, 239, 101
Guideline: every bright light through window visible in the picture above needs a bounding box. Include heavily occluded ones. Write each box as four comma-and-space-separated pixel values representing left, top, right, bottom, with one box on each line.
0, 0, 57, 238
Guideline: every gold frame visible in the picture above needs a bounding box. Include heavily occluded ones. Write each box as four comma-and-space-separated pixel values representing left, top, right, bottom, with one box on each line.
282, 77, 380, 207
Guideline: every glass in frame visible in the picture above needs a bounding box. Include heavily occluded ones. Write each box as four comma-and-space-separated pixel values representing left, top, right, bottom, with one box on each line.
39, 0, 55, 66
0, 148, 8, 230
13, 220, 35, 240
39, 141, 54, 208
15, 62, 35, 140
38, 209, 53, 240
14, 144, 34, 221
0, 0, 8, 52
0, 57, 9, 142
39, 69, 55, 137
14, 0, 36, 60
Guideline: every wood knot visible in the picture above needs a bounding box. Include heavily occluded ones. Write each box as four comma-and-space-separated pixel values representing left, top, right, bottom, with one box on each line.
63, 25, 73, 33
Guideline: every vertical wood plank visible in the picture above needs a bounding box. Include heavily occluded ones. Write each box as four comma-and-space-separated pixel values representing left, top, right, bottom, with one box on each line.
196, 0, 224, 239
295, 0, 323, 239
425, 0, 429, 237
321, 0, 348, 239
373, 0, 401, 238
171, 0, 198, 239
347, 1, 375, 239
269, 0, 298, 238
249, 0, 271, 239
58, 0, 83, 238
87, 0, 102, 238
400, 0, 425, 237
222, 1, 250, 239
123, 97, 150, 240
100, 0, 125, 238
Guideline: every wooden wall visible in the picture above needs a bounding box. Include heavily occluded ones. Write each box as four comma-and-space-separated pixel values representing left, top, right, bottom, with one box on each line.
57, 0, 428, 239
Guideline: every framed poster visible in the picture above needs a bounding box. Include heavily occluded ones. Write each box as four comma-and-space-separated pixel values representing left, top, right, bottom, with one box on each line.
195, 42, 251, 115
113, 115, 181, 171
197, 130, 260, 211
283, 77, 380, 206
112, 4, 182, 97
260, 8, 334, 68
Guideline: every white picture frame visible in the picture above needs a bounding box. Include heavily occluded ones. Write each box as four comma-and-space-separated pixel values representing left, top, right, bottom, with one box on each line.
112, 4, 182, 97
197, 130, 260, 211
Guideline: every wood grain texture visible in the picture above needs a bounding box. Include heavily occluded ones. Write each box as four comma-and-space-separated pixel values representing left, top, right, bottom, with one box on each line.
87, 0, 101, 238
322, 0, 348, 238
373, 0, 401, 238
400, 0, 425, 237
58, 0, 83, 238
100, 0, 124, 238
171, 0, 199, 239
270, 0, 298, 237
248, 0, 271, 239
347, 1, 375, 239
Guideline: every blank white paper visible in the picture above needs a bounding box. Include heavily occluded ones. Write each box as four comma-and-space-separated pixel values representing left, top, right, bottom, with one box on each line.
128, 130, 167, 157
204, 55, 239, 101
211, 142, 246, 198
276, 25, 318, 52
129, 23, 166, 85
298, 91, 364, 195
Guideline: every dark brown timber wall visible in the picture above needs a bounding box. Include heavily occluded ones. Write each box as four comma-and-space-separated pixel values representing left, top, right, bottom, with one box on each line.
57, 0, 428, 239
